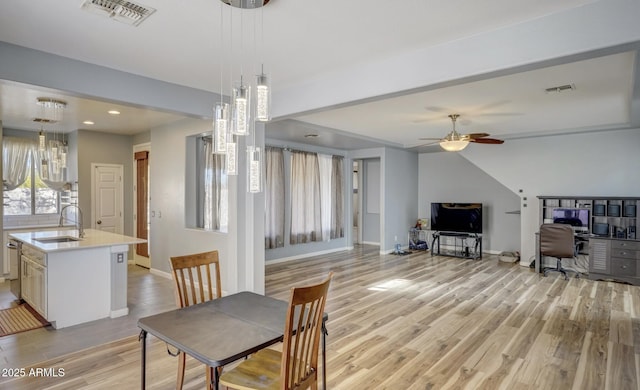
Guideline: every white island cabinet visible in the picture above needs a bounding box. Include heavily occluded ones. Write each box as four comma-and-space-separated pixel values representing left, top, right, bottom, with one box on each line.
8, 229, 145, 329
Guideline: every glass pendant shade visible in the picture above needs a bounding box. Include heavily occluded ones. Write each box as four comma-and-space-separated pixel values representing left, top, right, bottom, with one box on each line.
213, 102, 230, 154
439, 140, 469, 152
39, 131, 46, 152
232, 82, 251, 136
226, 141, 238, 175
255, 73, 270, 121
40, 159, 49, 180
60, 149, 67, 168
246, 146, 262, 193
50, 143, 58, 160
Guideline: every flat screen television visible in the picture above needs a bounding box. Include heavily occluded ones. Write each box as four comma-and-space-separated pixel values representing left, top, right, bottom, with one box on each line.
431, 203, 483, 234
552, 208, 589, 230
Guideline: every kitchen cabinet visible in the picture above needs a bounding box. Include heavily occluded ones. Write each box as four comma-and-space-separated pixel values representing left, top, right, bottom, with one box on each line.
9, 229, 145, 329
3, 225, 72, 280
20, 245, 48, 317
21, 257, 47, 317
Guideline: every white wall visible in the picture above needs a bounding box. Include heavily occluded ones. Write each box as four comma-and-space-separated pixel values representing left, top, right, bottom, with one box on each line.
461, 128, 640, 265
149, 120, 244, 292
418, 152, 521, 254
384, 148, 419, 250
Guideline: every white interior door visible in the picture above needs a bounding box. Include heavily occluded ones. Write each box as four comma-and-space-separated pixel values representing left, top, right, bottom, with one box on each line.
92, 164, 124, 234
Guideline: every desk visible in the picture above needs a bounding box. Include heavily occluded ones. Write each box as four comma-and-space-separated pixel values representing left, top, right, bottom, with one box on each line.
138, 291, 327, 390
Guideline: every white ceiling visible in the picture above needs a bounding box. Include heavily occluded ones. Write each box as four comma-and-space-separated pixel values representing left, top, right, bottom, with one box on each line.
0, 0, 638, 150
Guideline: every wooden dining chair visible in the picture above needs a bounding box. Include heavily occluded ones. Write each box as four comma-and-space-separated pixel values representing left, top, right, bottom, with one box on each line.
219, 272, 333, 390
170, 250, 222, 390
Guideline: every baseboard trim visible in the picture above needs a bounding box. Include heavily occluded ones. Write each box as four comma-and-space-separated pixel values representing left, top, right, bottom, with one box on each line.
110, 308, 129, 318
150, 268, 172, 280
267, 246, 353, 264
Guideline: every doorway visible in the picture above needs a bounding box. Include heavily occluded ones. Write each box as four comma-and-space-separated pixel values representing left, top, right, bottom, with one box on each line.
133, 144, 150, 268
352, 160, 362, 245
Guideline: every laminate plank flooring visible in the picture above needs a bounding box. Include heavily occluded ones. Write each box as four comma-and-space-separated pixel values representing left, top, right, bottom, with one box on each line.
2, 245, 640, 389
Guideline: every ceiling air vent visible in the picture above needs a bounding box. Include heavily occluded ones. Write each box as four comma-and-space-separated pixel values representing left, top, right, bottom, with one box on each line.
81, 0, 156, 27
545, 84, 576, 93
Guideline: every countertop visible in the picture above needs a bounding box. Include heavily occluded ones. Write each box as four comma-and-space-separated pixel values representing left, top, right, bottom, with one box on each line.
9, 229, 146, 253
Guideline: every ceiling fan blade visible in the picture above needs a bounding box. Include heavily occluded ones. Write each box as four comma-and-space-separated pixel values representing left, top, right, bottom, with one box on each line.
418, 137, 443, 141
408, 140, 441, 149
465, 133, 490, 139
470, 138, 504, 144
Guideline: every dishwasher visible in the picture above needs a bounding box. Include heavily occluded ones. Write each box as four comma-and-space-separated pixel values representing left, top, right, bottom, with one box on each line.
7, 239, 22, 300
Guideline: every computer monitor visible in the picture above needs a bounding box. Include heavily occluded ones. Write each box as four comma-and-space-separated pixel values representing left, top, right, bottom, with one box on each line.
552, 208, 589, 231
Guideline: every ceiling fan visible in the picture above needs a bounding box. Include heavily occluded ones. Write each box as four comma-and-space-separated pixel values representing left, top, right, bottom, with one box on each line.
419, 114, 504, 151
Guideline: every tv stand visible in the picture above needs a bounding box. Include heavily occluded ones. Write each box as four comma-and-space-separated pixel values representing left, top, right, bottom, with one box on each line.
431, 231, 482, 259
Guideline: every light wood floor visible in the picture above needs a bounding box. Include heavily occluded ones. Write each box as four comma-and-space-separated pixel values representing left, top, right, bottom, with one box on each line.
2, 245, 640, 389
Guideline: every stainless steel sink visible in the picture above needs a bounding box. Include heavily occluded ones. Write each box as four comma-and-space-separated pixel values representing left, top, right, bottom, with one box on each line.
34, 236, 82, 243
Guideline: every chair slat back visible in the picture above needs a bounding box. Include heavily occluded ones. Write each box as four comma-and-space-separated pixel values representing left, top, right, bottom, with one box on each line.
281, 273, 332, 390
170, 251, 222, 308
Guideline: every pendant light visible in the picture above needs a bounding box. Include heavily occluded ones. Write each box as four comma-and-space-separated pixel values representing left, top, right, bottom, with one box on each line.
255, 71, 270, 121
226, 141, 238, 175
255, 3, 270, 121
38, 128, 46, 152
232, 77, 251, 136
213, 103, 230, 153
217, 0, 271, 191
213, 4, 230, 154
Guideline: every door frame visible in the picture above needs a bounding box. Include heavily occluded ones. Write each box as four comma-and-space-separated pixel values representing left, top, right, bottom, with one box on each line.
133, 142, 151, 266
90, 163, 124, 233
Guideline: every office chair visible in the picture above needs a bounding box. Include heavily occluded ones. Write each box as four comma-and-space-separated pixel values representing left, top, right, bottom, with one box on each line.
540, 223, 578, 280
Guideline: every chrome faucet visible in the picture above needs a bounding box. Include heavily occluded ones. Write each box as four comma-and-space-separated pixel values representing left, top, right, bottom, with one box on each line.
59, 204, 84, 238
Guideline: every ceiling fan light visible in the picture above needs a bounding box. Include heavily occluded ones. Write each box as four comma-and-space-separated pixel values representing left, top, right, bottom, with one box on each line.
439, 140, 469, 152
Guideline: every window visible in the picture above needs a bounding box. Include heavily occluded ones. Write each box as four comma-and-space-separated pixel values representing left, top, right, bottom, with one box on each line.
288, 150, 344, 245
264, 148, 344, 247
3, 137, 60, 216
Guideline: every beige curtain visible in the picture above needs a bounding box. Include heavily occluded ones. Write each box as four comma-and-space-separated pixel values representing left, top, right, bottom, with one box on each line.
2, 137, 34, 190
331, 155, 344, 239
265, 147, 285, 248
318, 153, 332, 241
290, 151, 321, 244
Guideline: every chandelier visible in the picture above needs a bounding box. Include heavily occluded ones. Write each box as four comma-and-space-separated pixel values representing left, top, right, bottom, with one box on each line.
213, 0, 271, 193
35, 97, 68, 182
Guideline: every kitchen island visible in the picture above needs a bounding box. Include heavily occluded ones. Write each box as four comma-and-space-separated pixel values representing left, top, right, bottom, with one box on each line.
8, 229, 146, 329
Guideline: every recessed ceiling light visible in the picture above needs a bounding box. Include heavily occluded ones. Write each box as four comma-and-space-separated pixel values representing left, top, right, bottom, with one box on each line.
108, 110, 121, 115
83, 120, 95, 125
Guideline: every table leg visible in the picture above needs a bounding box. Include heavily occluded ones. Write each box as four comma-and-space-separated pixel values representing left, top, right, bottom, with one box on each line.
322, 320, 328, 390
138, 330, 147, 389
214, 365, 220, 390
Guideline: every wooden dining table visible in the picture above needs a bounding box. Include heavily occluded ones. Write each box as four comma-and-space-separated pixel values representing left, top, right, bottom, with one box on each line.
137, 291, 327, 390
